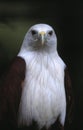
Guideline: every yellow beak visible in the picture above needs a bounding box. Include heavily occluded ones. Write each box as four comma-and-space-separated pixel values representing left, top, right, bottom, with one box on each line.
39, 31, 46, 45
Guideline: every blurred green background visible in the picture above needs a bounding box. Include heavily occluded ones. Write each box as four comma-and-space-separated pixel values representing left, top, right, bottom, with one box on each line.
0, 0, 82, 130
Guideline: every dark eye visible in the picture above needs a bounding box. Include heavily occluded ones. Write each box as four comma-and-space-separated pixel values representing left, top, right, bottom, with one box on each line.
31, 30, 37, 35
48, 31, 53, 36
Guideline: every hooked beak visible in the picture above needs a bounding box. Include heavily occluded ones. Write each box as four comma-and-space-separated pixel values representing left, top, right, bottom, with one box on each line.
39, 31, 46, 45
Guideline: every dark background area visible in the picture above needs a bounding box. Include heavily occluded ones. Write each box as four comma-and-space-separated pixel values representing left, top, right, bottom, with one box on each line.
0, 0, 82, 130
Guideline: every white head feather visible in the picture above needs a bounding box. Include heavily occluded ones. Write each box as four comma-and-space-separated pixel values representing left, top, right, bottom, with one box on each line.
20, 24, 57, 53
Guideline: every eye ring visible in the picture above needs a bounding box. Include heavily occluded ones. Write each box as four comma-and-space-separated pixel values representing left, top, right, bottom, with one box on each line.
48, 30, 53, 36
31, 30, 37, 35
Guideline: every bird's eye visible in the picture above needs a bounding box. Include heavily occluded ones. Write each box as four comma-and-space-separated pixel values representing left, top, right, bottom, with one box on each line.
48, 31, 53, 36
31, 30, 37, 35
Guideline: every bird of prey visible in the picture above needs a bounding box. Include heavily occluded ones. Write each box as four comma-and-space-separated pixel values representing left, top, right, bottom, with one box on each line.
0, 24, 73, 130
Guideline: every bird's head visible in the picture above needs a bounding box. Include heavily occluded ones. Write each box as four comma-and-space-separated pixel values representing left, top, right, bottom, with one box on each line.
21, 24, 57, 52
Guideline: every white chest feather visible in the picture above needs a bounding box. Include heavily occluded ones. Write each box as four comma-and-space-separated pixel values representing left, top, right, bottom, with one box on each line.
18, 51, 66, 129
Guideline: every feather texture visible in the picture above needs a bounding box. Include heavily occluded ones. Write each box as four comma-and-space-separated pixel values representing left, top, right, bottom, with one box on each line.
18, 50, 66, 129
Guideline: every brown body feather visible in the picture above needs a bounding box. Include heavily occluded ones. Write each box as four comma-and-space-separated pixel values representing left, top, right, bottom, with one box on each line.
0, 56, 26, 129
64, 68, 74, 130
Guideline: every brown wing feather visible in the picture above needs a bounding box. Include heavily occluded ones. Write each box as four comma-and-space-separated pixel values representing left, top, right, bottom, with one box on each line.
0, 56, 26, 129
64, 67, 74, 129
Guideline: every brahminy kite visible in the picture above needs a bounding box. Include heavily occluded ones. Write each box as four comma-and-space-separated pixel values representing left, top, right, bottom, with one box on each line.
0, 24, 73, 130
